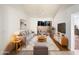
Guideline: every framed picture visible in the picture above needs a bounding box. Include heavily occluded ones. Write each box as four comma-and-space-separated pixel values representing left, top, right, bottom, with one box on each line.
20, 19, 27, 30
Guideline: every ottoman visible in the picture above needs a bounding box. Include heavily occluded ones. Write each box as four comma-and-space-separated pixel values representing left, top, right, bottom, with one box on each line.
33, 46, 48, 55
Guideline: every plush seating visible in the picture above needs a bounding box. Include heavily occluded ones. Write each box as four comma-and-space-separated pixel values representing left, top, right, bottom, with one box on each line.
3, 34, 26, 55
3, 42, 16, 55
61, 35, 68, 48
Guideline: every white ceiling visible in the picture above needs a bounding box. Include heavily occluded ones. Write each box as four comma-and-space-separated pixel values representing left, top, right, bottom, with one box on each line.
4, 4, 74, 18
23, 4, 74, 18
23, 4, 61, 18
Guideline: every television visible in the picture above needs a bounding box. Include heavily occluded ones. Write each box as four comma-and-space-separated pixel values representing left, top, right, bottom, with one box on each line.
58, 23, 66, 33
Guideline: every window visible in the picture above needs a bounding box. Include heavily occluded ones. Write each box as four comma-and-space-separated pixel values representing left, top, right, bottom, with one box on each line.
38, 21, 51, 26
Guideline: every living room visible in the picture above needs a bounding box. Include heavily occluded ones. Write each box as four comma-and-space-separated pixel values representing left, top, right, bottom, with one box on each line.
0, 4, 79, 55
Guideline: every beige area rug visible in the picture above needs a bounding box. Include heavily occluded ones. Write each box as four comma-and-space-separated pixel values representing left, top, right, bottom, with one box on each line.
22, 36, 59, 51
